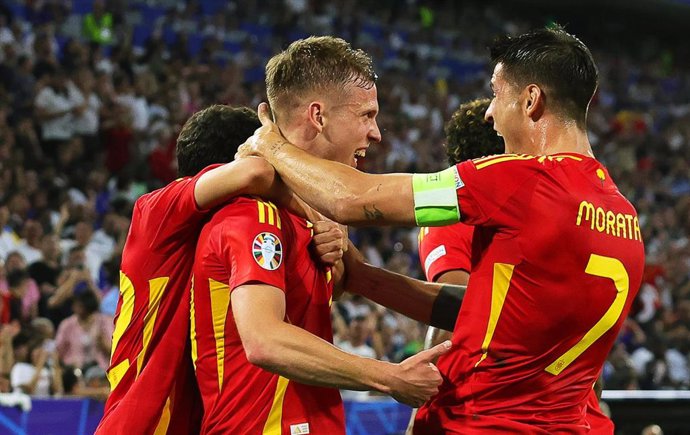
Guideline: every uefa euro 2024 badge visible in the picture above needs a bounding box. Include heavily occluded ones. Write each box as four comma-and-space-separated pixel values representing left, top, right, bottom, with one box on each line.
253, 232, 283, 270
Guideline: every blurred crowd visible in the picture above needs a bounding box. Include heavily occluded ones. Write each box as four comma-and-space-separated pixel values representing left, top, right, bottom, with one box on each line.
0, 0, 688, 402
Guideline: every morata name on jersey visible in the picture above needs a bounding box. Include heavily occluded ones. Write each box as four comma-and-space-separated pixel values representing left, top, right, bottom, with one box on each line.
576, 200, 642, 242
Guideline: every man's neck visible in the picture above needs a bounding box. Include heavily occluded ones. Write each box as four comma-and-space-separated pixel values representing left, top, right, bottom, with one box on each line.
521, 118, 594, 158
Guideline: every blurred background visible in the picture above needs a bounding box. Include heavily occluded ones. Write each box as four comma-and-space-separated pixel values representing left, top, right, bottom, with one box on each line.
0, 0, 688, 434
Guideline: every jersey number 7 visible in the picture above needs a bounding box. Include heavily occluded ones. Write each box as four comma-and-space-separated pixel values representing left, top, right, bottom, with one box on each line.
475, 254, 630, 375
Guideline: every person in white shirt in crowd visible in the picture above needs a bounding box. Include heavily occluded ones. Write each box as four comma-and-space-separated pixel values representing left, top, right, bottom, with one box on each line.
34, 65, 84, 160
336, 312, 378, 401
15, 219, 43, 265
71, 68, 102, 160
59, 221, 113, 285
11, 336, 62, 396
0, 203, 20, 261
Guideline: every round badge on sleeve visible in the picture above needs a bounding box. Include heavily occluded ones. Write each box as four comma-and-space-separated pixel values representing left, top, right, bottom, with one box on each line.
253, 232, 283, 270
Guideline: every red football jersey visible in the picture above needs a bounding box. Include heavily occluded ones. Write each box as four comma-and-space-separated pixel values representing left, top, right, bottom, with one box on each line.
192, 196, 345, 435
415, 153, 644, 434
586, 388, 614, 434
96, 165, 220, 435
418, 223, 474, 281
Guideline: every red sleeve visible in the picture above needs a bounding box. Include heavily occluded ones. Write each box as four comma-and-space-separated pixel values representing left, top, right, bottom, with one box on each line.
418, 223, 473, 282
215, 199, 287, 292
455, 156, 542, 229
134, 164, 222, 251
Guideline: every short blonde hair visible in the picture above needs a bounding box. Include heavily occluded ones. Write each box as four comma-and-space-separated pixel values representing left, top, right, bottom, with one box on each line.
265, 36, 376, 121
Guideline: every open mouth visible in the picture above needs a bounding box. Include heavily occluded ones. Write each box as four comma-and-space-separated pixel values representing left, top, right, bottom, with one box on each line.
353, 148, 367, 166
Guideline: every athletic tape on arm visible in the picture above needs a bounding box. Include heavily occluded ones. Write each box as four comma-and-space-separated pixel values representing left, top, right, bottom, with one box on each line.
412, 166, 461, 226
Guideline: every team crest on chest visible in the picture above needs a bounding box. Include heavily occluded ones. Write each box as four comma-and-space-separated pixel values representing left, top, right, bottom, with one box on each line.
253, 232, 283, 270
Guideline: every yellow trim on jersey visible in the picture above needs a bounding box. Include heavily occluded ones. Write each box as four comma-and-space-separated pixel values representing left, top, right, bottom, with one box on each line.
472, 153, 509, 164
190, 277, 198, 370
108, 271, 135, 391
107, 359, 130, 391
209, 278, 231, 391
257, 201, 282, 229
475, 263, 514, 367
153, 395, 172, 435
137, 277, 169, 375
111, 272, 135, 358
418, 227, 430, 244
537, 155, 583, 164
475, 154, 535, 170
262, 376, 290, 435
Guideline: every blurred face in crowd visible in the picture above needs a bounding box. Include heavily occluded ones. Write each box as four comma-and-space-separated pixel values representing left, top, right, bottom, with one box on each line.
349, 315, 372, 346
72, 299, 86, 319
485, 63, 528, 154
304, 81, 381, 168
32, 318, 55, 340
41, 234, 61, 262
22, 220, 43, 245
5, 252, 26, 271
74, 222, 93, 246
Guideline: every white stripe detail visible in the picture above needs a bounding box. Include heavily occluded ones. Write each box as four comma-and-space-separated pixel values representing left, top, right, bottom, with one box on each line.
424, 245, 447, 277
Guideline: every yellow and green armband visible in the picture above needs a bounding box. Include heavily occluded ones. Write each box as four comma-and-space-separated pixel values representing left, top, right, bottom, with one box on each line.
412, 166, 461, 226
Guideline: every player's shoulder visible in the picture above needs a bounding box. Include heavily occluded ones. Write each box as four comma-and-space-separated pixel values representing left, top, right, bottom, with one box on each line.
210, 196, 284, 228
466, 153, 588, 170
135, 176, 194, 206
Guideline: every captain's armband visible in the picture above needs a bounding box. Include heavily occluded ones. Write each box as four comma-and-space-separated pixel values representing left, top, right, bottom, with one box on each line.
412, 167, 461, 226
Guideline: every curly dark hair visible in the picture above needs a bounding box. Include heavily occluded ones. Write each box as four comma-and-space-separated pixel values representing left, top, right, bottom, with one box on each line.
176, 105, 261, 177
445, 98, 504, 165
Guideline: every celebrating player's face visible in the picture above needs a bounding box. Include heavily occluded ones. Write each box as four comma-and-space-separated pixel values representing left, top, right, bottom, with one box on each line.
321, 82, 381, 168
485, 63, 523, 154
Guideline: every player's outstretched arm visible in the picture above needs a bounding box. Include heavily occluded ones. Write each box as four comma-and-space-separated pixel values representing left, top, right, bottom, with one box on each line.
232, 283, 451, 408
239, 104, 424, 226
343, 241, 464, 331
193, 156, 283, 210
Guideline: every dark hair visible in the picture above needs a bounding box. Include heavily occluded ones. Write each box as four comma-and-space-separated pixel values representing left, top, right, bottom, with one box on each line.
7, 268, 29, 289
445, 98, 504, 165
489, 25, 598, 127
73, 290, 100, 315
175, 105, 261, 177
265, 36, 376, 122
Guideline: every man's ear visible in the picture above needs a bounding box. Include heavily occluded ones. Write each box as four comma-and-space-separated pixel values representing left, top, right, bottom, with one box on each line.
307, 102, 325, 134
524, 84, 545, 120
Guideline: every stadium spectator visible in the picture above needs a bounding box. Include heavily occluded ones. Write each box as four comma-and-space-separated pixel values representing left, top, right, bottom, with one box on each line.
55, 290, 112, 371
82, 1, 113, 45
10, 337, 61, 396
3, 252, 40, 322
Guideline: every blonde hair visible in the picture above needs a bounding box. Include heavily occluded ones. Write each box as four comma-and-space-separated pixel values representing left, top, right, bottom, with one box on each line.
265, 36, 376, 121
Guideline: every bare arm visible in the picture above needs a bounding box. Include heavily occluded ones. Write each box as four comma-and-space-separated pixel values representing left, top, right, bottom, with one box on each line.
194, 157, 279, 210
240, 104, 416, 226
231, 284, 450, 407
342, 241, 464, 331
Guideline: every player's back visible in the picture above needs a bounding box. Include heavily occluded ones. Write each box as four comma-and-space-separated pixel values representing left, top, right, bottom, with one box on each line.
192, 196, 345, 435
426, 154, 644, 431
97, 167, 217, 435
